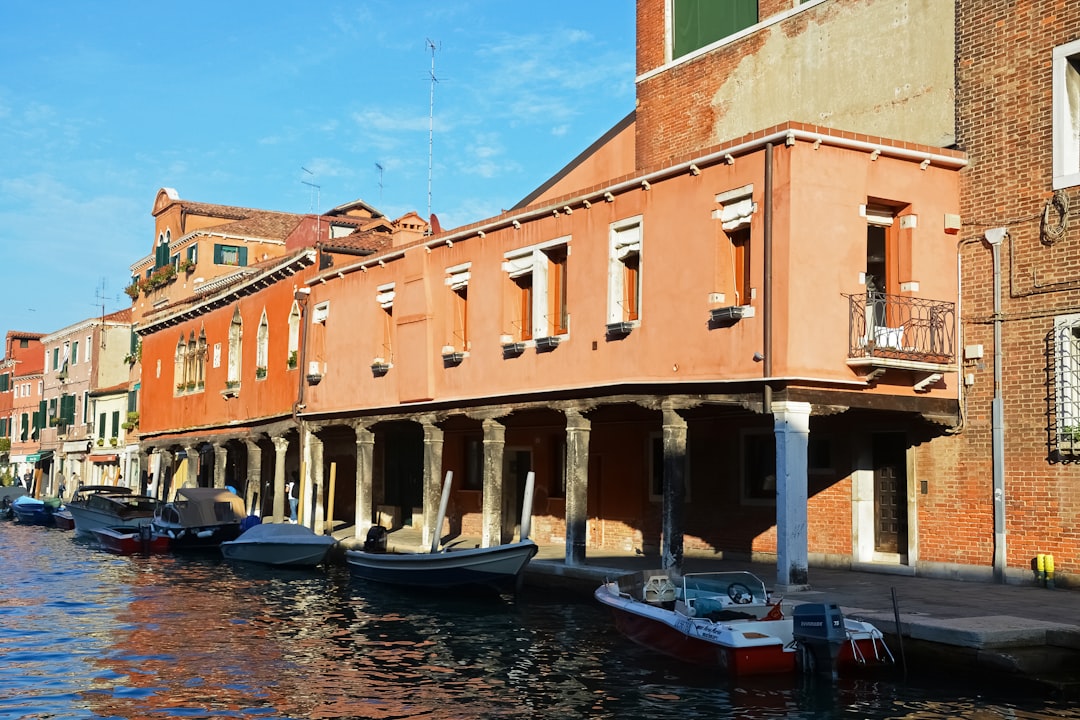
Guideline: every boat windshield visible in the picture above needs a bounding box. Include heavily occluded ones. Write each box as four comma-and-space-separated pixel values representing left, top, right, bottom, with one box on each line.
680, 572, 769, 606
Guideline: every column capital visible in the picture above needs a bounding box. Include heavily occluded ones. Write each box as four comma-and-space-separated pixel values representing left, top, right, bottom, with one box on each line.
272, 436, 290, 452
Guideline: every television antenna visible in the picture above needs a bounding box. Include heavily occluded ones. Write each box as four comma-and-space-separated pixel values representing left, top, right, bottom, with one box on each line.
300, 166, 321, 214
426, 38, 439, 231
375, 162, 384, 206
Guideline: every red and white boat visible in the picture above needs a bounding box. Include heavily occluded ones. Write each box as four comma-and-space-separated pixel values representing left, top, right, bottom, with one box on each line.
595, 570, 893, 678
91, 524, 171, 555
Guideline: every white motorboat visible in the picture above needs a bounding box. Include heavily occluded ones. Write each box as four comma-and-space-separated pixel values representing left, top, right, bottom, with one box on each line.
595, 569, 894, 678
151, 486, 247, 550
221, 522, 337, 567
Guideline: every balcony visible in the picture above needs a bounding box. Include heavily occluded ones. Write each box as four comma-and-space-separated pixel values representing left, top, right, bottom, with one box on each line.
845, 292, 956, 390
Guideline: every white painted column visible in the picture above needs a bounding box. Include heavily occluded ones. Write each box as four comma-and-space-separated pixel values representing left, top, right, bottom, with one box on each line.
772, 400, 811, 591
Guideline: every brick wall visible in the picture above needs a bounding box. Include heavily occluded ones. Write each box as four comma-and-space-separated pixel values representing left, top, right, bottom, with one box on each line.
939, 0, 1080, 578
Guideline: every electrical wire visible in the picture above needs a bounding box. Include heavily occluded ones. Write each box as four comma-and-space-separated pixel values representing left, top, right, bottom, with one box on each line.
1041, 189, 1070, 245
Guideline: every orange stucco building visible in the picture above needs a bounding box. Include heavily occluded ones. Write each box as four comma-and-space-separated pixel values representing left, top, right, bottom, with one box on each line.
123, 0, 1080, 590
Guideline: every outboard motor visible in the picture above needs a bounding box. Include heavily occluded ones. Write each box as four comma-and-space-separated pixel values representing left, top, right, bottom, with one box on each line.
792, 602, 847, 678
364, 525, 388, 552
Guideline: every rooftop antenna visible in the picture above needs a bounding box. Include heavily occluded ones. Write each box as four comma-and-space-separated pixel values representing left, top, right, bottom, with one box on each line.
300, 166, 321, 214
93, 278, 111, 347
426, 38, 439, 233
375, 162, 384, 206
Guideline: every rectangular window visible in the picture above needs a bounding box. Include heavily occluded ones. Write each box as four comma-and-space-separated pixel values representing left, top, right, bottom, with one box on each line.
503, 239, 570, 342
128, 385, 139, 413
376, 284, 396, 363
715, 186, 756, 307
187, 244, 198, 263
672, 0, 757, 60
71, 341, 79, 365
83, 391, 89, 424
98, 412, 106, 439
464, 436, 483, 490
1054, 314, 1080, 456
61, 394, 76, 425
20, 413, 28, 441
111, 410, 120, 439
1053, 40, 1080, 189
549, 435, 566, 499
608, 219, 642, 324
0, 373, 7, 392
446, 264, 471, 351
214, 244, 248, 267
52, 348, 59, 372
741, 430, 776, 504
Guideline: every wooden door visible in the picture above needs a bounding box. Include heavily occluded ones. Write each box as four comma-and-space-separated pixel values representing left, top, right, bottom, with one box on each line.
872, 433, 908, 554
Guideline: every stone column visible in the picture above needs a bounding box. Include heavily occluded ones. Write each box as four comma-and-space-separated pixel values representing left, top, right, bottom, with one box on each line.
183, 445, 200, 489
271, 436, 289, 523
481, 418, 505, 548
156, 449, 174, 501
421, 417, 445, 550
661, 403, 688, 571
773, 400, 812, 591
352, 423, 375, 539
309, 430, 325, 534
244, 439, 262, 516
564, 408, 591, 566
213, 444, 228, 489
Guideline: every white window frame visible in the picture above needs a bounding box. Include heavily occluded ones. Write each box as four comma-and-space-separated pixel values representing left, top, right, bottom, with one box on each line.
227, 308, 242, 386
256, 310, 269, 378
503, 237, 570, 342
312, 301, 330, 324
1054, 313, 1080, 434
1053, 39, 1080, 189
607, 217, 643, 325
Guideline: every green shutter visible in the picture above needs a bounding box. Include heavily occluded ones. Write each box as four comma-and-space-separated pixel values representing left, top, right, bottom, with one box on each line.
61, 395, 76, 424
672, 0, 757, 59
213, 244, 224, 263
98, 413, 106, 438
128, 386, 139, 413
111, 411, 120, 438
0, 373, 7, 392
20, 413, 28, 441
238, 247, 248, 266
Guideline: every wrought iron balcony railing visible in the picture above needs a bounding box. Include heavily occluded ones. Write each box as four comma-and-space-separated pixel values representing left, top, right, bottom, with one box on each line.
846, 292, 956, 364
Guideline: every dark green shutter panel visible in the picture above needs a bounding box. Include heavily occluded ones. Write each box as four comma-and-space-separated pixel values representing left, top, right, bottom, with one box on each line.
98, 413, 106, 438
111, 411, 120, 438
130, 330, 138, 355
0, 373, 8, 392
21, 413, 28, 441
37, 401, 46, 428
213, 244, 224, 263
127, 390, 138, 413
672, 0, 757, 59
238, 247, 248, 266
62, 395, 76, 424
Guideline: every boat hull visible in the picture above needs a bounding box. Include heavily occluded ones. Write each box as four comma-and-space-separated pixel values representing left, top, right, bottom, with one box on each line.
10, 497, 61, 526
345, 539, 538, 592
53, 510, 76, 531
91, 525, 171, 555
152, 521, 242, 550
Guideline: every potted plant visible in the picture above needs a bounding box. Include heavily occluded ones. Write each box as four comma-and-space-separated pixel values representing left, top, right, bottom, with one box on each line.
96, 438, 104, 447
178, 259, 196, 273
287, 350, 298, 369
124, 283, 140, 300
109, 437, 118, 447
255, 366, 268, 379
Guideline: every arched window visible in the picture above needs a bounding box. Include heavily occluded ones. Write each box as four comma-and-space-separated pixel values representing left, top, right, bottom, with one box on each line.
174, 335, 186, 393
256, 310, 269, 379
287, 301, 300, 369
196, 328, 207, 389
227, 306, 242, 387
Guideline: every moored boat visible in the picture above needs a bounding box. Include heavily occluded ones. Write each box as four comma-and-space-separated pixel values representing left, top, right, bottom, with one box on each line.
65, 485, 161, 538
91, 524, 171, 555
594, 569, 894, 678
345, 536, 538, 592
150, 486, 247, 550
344, 470, 538, 593
10, 495, 62, 526
221, 522, 337, 567
0, 486, 28, 520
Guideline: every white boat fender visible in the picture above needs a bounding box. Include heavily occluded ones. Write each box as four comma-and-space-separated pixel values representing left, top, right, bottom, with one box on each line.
196, 529, 214, 538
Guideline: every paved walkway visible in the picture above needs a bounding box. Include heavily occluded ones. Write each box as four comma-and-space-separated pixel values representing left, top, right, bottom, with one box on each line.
367, 527, 1080, 685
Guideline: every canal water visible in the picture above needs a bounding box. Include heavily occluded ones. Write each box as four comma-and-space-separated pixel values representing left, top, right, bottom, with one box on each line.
1, 522, 1076, 720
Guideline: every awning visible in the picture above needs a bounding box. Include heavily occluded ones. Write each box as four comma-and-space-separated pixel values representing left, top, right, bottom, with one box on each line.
63, 440, 91, 453
89, 454, 119, 464
26, 450, 54, 462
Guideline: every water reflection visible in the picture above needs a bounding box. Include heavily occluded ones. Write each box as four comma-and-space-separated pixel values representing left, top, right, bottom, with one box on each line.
0, 522, 1077, 719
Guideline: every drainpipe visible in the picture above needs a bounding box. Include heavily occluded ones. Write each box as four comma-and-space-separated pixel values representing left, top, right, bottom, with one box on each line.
292, 286, 311, 422
984, 227, 1007, 583
763, 143, 773, 411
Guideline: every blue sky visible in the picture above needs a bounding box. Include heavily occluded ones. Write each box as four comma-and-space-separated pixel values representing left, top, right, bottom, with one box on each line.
0, 1, 635, 335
